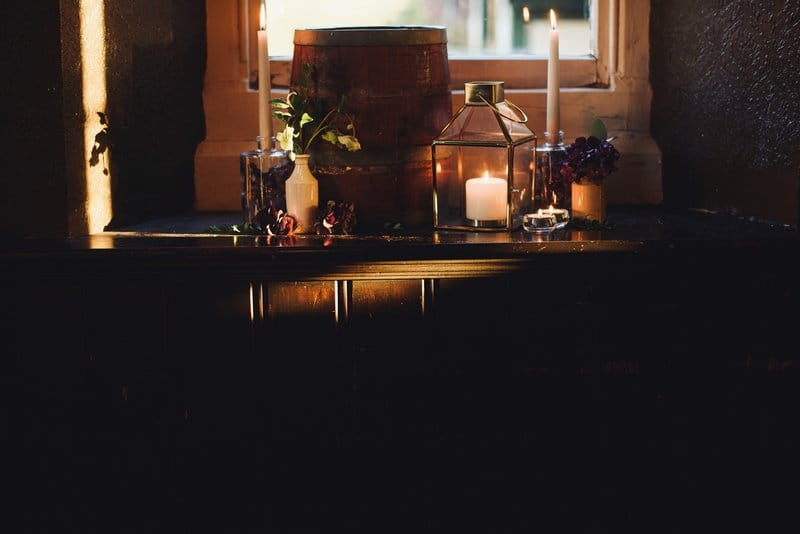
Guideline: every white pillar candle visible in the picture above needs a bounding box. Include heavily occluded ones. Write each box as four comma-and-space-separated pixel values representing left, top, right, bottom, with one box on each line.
546, 9, 560, 144
257, 2, 272, 146
465, 172, 507, 221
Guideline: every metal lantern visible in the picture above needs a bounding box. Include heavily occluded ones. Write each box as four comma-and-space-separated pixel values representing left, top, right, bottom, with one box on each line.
432, 81, 536, 231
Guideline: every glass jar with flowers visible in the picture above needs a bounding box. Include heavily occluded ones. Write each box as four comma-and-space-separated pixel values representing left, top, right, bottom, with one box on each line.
271, 65, 361, 233
559, 124, 620, 222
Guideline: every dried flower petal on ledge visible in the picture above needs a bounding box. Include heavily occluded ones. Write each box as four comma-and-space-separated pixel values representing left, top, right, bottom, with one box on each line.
204, 204, 297, 236
314, 200, 357, 235
260, 205, 297, 236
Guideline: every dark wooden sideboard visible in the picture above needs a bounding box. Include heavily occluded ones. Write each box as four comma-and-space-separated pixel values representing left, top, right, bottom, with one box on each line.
2, 208, 798, 532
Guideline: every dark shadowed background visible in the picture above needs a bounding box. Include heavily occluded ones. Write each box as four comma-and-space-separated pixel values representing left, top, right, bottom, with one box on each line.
651, 0, 800, 225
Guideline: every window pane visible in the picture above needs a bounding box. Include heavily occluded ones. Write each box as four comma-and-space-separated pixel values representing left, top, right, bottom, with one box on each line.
264, 0, 592, 57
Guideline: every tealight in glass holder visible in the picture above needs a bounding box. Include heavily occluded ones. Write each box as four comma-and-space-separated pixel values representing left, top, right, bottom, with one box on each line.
539, 205, 570, 229
522, 212, 557, 233
240, 136, 294, 227
432, 81, 536, 231
521, 206, 569, 234
534, 130, 570, 212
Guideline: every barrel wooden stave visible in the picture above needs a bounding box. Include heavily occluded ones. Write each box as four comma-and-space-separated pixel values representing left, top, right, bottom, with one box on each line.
290, 27, 452, 230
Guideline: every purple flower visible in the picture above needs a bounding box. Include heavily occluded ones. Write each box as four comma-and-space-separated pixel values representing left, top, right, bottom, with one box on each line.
560, 136, 620, 185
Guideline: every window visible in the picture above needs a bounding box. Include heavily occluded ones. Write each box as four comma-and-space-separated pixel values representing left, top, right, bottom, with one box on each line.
261, 0, 591, 56
243, 0, 611, 89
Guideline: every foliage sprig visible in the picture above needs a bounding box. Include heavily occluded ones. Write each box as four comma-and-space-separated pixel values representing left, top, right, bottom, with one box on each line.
271, 64, 361, 157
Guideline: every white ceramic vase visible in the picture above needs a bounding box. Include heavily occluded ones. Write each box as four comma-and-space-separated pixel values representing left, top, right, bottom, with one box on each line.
285, 154, 318, 233
571, 182, 606, 221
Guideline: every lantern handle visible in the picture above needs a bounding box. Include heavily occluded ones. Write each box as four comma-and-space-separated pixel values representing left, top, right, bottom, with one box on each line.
478, 95, 529, 124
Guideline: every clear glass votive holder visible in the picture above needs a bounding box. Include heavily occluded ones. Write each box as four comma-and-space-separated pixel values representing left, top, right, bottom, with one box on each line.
540, 206, 570, 229
522, 212, 557, 233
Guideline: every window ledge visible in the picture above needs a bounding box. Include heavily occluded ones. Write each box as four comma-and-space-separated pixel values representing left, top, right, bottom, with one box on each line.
268, 56, 604, 91
3, 208, 795, 277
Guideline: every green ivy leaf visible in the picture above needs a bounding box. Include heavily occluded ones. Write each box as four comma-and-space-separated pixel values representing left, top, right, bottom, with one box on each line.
590, 118, 608, 141
321, 129, 340, 145
270, 98, 291, 109
336, 135, 361, 152
299, 112, 314, 128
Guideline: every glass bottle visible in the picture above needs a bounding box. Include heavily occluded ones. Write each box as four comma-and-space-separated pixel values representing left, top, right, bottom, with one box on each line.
533, 130, 570, 212
240, 136, 294, 228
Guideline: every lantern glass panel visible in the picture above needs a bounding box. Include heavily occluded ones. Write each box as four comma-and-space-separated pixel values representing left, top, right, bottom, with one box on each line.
434, 145, 512, 227
511, 140, 536, 220
436, 102, 534, 144
503, 107, 537, 142
438, 106, 505, 143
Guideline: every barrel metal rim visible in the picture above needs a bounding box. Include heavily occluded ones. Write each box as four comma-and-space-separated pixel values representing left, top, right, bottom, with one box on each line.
294, 26, 448, 46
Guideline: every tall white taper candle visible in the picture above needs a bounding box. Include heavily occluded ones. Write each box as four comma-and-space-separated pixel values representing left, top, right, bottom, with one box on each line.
546, 9, 560, 144
257, 2, 272, 147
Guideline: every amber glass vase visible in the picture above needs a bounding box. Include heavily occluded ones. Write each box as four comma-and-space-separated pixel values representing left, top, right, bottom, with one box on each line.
571, 181, 606, 221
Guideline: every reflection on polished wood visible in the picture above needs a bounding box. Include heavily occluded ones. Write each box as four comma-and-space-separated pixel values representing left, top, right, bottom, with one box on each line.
267, 281, 335, 322
4, 209, 795, 282
351, 280, 424, 322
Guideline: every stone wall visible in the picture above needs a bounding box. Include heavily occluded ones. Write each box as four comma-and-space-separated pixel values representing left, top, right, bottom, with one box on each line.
0, 1, 69, 237
0, 0, 207, 236
651, 0, 800, 224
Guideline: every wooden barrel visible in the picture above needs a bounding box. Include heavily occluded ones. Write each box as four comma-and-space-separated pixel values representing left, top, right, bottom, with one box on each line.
291, 26, 452, 230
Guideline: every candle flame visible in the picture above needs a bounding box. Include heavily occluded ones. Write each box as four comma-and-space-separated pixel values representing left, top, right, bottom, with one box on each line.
522, 6, 531, 24
482, 170, 490, 180
549, 204, 554, 210
550, 9, 557, 30
436, 162, 443, 174
259, 2, 266, 31
538, 208, 543, 215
